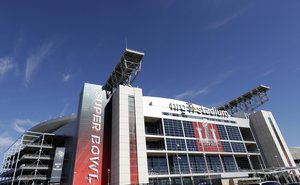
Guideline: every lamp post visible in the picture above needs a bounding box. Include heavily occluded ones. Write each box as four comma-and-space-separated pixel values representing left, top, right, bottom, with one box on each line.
201, 119, 212, 185
107, 169, 110, 185
203, 153, 212, 185
176, 144, 183, 185
257, 149, 265, 181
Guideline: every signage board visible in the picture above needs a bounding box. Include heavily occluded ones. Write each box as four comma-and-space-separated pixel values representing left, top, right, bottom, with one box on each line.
72, 83, 109, 184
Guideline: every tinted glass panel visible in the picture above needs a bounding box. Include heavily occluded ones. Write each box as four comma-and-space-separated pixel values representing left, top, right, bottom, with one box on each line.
164, 119, 184, 137
189, 155, 207, 173
207, 156, 223, 173
183, 121, 195, 138
221, 156, 237, 172
186, 139, 198, 151
231, 142, 247, 153
147, 156, 168, 175
216, 125, 228, 140
166, 138, 186, 151
221, 141, 232, 152
226, 126, 242, 141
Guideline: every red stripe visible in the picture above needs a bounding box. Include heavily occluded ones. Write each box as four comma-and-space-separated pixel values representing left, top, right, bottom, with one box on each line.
130, 133, 139, 183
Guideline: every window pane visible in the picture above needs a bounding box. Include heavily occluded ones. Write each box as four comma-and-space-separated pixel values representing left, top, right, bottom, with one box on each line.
189, 155, 207, 173
221, 141, 232, 152
226, 126, 242, 141
168, 154, 190, 174
147, 156, 169, 175
221, 156, 237, 172
183, 121, 195, 138
166, 138, 186, 151
164, 119, 184, 137
186, 139, 198, 151
217, 125, 228, 140
231, 142, 247, 153
207, 156, 223, 173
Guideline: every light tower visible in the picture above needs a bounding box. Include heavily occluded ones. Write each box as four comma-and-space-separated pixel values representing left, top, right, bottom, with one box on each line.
217, 85, 270, 115
102, 49, 144, 98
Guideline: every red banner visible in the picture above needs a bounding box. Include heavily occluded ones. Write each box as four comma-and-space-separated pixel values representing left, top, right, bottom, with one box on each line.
192, 122, 223, 152
72, 84, 109, 184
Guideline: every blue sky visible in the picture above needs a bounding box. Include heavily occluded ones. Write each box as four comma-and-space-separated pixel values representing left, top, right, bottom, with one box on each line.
0, 1, 300, 159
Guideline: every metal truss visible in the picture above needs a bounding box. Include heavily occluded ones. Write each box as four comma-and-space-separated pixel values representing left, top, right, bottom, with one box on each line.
102, 49, 144, 97
0, 131, 54, 185
217, 85, 270, 115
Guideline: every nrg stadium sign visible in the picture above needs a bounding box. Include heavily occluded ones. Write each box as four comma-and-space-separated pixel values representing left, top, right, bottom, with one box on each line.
169, 102, 230, 118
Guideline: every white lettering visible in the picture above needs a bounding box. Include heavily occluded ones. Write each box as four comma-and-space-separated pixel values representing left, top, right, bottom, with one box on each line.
88, 91, 103, 182
169, 102, 230, 118
93, 114, 101, 123
91, 135, 101, 144
91, 145, 100, 155
94, 106, 102, 115
87, 174, 98, 184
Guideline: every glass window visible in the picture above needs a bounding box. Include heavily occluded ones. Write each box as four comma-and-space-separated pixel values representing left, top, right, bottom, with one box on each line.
231, 142, 247, 153
235, 156, 251, 170
221, 141, 232, 152
146, 140, 165, 150
186, 139, 198, 151
168, 154, 190, 174
147, 156, 169, 175
166, 138, 186, 151
145, 119, 163, 135
226, 126, 242, 141
183, 121, 195, 138
163, 119, 184, 137
221, 156, 237, 172
189, 155, 207, 173
216, 125, 228, 140
207, 156, 223, 173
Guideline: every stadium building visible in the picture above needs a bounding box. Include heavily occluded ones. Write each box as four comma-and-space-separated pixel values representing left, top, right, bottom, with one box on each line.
0, 49, 299, 185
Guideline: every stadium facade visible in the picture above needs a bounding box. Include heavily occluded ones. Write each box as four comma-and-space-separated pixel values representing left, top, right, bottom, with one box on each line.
0, 49, 299, 185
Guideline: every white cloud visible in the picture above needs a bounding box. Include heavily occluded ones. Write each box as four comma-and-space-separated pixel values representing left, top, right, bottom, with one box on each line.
207, 14, 239, 30
0, 136, 14, 147
0, 57, 15, 78
262, 69, 274, 76
13, 119, 36, 134
174, 88, 208, 100
206, 5, 249, 30
62, 73, 71, 82
173, 70, 234, 100
25, 42, 54, 83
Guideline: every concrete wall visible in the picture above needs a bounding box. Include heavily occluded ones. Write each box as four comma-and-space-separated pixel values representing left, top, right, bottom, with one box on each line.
250, 110, 296, 168
111, 85, 148, 185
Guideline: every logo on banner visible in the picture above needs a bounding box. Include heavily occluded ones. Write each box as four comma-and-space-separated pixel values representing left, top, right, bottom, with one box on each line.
197, 122, 218, 146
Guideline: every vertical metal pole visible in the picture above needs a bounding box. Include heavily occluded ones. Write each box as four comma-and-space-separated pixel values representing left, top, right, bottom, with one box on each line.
176, 144, 183, 185
34, 133, 45, 179
203, 153, 212, 185
11, 137, 23, 185
248, 155, 255, 176
200, 120, 212, 185
17, 164, 25, 185
107, 169, 110, 185
257, 149, 265, 181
